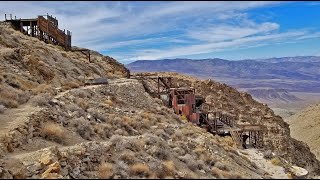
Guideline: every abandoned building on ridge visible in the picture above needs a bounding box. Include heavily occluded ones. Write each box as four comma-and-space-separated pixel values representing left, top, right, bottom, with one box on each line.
3, 13, 72, 50
132, 74, 265, 149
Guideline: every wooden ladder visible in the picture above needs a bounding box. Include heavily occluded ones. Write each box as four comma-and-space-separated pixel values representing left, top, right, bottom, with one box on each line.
230, 131, 242, 148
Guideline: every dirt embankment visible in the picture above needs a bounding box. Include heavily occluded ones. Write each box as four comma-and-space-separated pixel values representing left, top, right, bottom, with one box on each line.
285, 103, 320, 160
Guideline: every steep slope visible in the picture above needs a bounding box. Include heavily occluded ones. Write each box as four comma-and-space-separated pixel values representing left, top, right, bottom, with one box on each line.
0, 23, 271, 179
285, 103, 320, 160
0, 24, 129, 112
0, 24, 319, 179
132, 72, 320, 176
0, 79, 272, 179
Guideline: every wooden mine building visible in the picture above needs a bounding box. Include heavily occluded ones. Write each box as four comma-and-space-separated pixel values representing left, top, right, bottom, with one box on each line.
4, 13, 71, 50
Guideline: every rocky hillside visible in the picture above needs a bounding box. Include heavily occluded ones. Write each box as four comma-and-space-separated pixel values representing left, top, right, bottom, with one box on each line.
0, 24, 129, 112
0, 78, 274, 179
132, 72, 320, 176
285, 103, 320, 160
0, 24, 320, 179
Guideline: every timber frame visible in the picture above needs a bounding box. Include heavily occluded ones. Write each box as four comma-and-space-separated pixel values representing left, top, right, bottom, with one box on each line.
4, 13, 71, 50
132, 74, 266, 149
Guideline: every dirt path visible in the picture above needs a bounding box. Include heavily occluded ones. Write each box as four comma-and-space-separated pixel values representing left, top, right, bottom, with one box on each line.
0, 104, 41, 137
240, 149, 289, 179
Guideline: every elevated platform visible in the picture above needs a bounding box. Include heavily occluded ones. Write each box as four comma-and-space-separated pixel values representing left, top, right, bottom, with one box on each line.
4, 13, 71, 50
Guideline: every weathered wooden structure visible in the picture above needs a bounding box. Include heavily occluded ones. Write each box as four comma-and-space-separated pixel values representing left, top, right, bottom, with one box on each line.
131, 74, 172, 98
132, 74, 266, 149
4, 14, 71, 50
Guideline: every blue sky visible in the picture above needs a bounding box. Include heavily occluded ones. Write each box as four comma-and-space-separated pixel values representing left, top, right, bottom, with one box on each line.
1, 1, 320, 64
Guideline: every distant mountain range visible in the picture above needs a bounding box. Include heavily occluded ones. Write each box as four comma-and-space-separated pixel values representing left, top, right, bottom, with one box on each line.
245, 88, 302, 103
126, 56, 320, 93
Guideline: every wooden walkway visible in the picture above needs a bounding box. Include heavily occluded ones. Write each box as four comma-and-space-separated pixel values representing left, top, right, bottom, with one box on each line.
4, 13, 71, 50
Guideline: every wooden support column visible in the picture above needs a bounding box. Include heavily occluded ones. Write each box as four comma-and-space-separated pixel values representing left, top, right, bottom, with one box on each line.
30, 21, 34, 37
20, 21, 23, 33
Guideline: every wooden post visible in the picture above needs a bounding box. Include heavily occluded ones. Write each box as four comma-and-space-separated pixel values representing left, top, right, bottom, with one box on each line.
88, 50, 91, 63
157, 77, 160, 98
30, 21, 34, 37
20, 21, 23, 33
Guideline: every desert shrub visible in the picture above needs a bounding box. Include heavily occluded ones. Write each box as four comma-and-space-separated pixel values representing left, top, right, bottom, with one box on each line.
40, 122, 65, 143
203, 155, 218, 166
38, 66, 55, 82
172, 147, 185, 156
92, 111, 107, 122
98, 162, 114, 179
0, 88, 19, 108
65, 103, 81, 112
172, 130, 183, 141
72, 117, 94, 140
180, 114, 188, 122
212, 166, 242, 179
194, 147, 206, 157
62, 81, 80, 90
221, 136, 235, 147
211, 167, 224, 178
144, 134, 161, 146
1, 99, 18, 108
214, 161, 230, 171
75, 99, 89, 110
61, 52, 68, 58
162, 161, 176, 176
142, 112, 150, 119
73, 90, 91, 98
129, 163, 150, 177
31, 84, 52, 94
155, 129, 170, 140
13, 76, 36, 90
119, 151, 136, 165
17, 91, 31, 104
30, 94, 50, 106
77, 123, 94, 140
263, 150, 273, 159
0, 104, 5, 113
172, 114, 181, 123
130, 139, 145, 152
164, 127, 175, 136
179, 154, 199, 171
105, 99, 113, 107
271, 157, 282, 166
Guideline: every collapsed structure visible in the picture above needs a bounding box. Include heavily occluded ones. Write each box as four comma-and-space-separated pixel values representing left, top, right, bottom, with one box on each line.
132, 74, 265, 149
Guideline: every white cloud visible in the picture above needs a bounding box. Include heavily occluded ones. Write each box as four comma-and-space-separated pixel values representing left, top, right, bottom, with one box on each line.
125, 31, 307, 60
1, 1, 319, 62
187, 22, 280, 42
